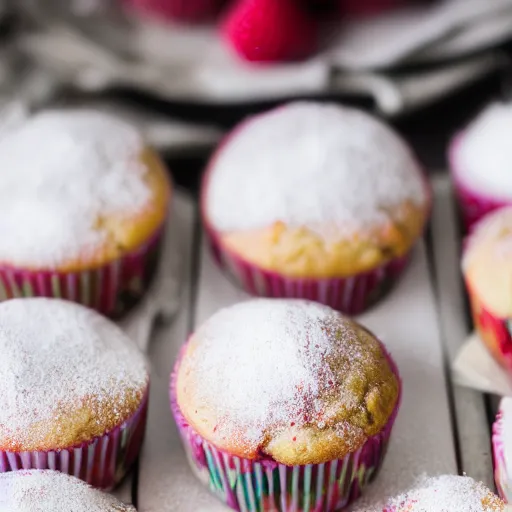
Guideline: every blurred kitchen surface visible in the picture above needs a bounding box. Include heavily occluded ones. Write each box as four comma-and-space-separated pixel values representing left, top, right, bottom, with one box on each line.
0, 0, 511, 190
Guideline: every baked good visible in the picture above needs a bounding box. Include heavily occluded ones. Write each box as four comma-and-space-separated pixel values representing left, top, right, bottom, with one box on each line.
171, 298, 401, 510
493, 397, 512, 503
462, 207, 512, 372
0, 298, 149, 489
0, 470, 136, 511
0, 109, 171, 317
353, 474, 505, 511
202, 102, 429, 314
449, 102, 512, 232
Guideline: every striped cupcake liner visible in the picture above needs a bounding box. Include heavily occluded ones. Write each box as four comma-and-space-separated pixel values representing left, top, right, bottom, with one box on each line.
465, 283, 512, 373
0, 228, 163, 318
0, 392, 148, 490
449, 134, 510, 233
493, 400, 512, 502
170, 345, 401, 511
205, 228, 410, 315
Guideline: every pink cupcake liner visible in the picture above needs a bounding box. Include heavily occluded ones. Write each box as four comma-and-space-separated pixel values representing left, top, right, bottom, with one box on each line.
205, 226, 410, 315
449, 134, 510, 233
493, 402, 512, 502
0, 227, 163, 318
0, 391, 148, 490
170, 343, 401, 511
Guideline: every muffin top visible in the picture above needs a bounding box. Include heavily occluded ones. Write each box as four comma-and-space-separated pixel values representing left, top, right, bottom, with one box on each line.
203, 102, 428, 277
0, 109, 170, 271
454, 102, 512, 200
0, 298, 148, 452
0, 470, 136, 511
354, 475, 505, 511
176, 299, 399, 465
462, 207, 512, 317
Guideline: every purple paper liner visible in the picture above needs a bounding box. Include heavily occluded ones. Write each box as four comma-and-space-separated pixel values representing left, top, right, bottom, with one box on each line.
204, 226, 410, 315
0, 390, 149, 490
170, 343, 401, 511
0, 227, 163, 318
449, 133, 511, 233
493, 402, 512, 503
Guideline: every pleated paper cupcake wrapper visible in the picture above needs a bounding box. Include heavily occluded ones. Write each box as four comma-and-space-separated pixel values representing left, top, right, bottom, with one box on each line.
0, 393, 148, 490
0, 228, 163, 318
493, 405, 512, 502
466, 283, 512, 374
170, 345, 401, 511
449, 135, 510, 233
205, 230, 410, 315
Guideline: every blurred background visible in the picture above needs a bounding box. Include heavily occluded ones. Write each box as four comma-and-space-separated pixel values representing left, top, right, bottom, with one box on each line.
2, 0, 511, 191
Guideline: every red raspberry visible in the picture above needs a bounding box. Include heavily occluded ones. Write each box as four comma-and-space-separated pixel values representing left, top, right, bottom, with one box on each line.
126, 0, 226, 23
222, 0, 317, 63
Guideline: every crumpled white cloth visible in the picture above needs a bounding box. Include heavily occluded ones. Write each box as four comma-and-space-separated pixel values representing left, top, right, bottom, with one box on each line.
11, 0, 512, 117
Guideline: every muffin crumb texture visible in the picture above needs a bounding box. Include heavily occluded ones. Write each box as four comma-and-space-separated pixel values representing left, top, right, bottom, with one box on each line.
0, 109, 169, 269
354, 474, 504, 511
0, 298, 148, 452
456, 102, 512, 201
176, 299, 399, 465
0, 470, 136, 511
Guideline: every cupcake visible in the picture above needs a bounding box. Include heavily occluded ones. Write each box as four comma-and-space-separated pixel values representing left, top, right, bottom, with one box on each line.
0, 470, 136, 511
0, 109, 171, 317
462, 207, 512, 372
171, 298, 401, 511
493, 398, 512, 503
449, 102, 512, 232
202, 102, 430, 314
353, 474, 505, 511
0, 298, 149, 489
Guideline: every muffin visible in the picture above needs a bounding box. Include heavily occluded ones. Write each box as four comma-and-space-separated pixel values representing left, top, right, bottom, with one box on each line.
493, 398, 512, 503
462, 207, 512, 372
449, 102, 512, 232
0, 470, 136, 511
171, 298, 401, 511
353, 475, 505, 511
202, 102, 430, 314
0, 109, 171, 317
0, 298, 149, 489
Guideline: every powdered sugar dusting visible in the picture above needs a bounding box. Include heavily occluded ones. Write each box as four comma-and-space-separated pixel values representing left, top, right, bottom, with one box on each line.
183, 298, 391, 449
0, 109, 151, 267
0, 298, 148, 445
206, 102, 426, 237
0, 470, 135, 511
456, 102, 512, 201
354, 475, 504, 511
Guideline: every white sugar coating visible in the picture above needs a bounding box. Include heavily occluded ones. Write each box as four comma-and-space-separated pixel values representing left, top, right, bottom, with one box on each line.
0, 298, 148, 444
500, 398, 512, 478
355, 474, 503, 511
0, 470, 136, 511
183, 298, 388, 446
456, 102, 512, 200
205, 102, 427, 237
0, 109, 151, 267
